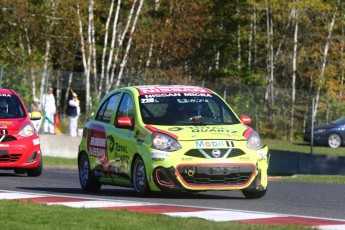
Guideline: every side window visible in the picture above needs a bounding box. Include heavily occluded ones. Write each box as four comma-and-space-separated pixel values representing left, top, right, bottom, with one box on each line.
116, 93, 134, 122
95, 93, 120, 123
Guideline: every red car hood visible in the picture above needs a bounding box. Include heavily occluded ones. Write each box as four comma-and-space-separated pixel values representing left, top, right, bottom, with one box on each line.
0, 117, 29, 131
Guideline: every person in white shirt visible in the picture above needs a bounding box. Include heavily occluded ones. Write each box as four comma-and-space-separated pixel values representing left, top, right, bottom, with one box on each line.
66, 91, 80, 137
40, 87, 56, 134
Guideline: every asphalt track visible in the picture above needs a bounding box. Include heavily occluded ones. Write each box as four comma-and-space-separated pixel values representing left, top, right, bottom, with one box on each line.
1, 166, 345, 229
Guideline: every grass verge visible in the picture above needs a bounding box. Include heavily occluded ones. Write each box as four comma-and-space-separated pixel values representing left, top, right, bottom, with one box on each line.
262, 139, 345, 157
0, 200, 309, 230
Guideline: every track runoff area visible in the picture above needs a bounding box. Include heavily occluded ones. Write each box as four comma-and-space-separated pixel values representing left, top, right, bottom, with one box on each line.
1, 190, 345, 229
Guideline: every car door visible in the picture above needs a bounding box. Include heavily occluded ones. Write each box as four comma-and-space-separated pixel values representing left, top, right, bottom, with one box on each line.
107, 92, 137, 185
86, 92, 121, 181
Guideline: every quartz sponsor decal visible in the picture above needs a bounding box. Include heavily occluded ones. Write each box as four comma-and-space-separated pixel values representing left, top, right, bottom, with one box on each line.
168, 127, 183, 131
188, 126, 239, 134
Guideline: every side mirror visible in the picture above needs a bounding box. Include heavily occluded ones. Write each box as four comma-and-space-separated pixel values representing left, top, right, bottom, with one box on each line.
30, 111, 42, 121
115, 117, 133, 128
240, 115, 251, 125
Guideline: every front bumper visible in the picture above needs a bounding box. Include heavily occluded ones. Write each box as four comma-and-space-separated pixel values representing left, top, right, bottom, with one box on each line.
0, 136, 41, 169
152, 163, 257, 191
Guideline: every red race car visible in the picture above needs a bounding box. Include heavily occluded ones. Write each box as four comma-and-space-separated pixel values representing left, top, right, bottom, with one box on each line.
0, 89, 43, 176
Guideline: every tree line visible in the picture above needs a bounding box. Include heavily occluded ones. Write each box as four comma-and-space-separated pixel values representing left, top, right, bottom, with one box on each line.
0, 0, 344, 140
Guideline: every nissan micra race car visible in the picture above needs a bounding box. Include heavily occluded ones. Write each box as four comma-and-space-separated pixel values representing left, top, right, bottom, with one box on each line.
78, 85, 269, 198
0, 89, 42, 176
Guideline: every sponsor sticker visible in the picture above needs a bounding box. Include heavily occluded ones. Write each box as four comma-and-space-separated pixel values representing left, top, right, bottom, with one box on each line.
195, 140, 224, 148
32, 138, 40, 146
151, 151, 170, 159
258, 151, 267, 159
138, 86, 212, 95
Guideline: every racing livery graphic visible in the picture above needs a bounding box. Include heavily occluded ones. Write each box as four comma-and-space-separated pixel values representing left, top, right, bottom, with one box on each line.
78, 85, 269, 198
0, 89, 42, 176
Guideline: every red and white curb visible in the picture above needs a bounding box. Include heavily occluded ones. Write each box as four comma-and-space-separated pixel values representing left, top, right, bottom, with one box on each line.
1, 190, 345, 229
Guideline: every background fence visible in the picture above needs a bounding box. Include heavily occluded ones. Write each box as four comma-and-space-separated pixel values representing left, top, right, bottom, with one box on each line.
1, 67, 343, 140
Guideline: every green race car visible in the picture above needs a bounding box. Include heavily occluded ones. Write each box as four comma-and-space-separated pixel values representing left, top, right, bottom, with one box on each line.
78, 85, 269, 199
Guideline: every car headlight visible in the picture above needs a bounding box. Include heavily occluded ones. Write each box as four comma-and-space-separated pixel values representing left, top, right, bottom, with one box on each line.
246, 130, 263, 150
314, 129, 325, 134
152, 132, 181, 151
19, 123, 35, 137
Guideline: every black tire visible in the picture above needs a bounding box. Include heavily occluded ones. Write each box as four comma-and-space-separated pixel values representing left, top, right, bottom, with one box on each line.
78, 152, 101, 192
242, 188, 267, 199
132, 156, 150, 195
27, 155, 43, 177
328, 133, 342, 148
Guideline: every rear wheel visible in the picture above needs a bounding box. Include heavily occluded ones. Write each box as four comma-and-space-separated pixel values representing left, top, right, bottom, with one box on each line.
328, 133, 342, 148
132, 156, 150, 195
78, 152, 101, 192
27, 155, 43, 177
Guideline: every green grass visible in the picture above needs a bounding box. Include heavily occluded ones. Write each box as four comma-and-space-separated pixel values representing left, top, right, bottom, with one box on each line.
0, 200, 310, 230
272, 174, 345, 184
43, 156, 77, 167
262, 139, 345, 157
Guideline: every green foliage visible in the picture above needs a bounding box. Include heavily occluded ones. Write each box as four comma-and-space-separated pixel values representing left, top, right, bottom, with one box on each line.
0, 0, 344, 140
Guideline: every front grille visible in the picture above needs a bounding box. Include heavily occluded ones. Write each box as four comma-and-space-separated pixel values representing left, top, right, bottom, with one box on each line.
177, 165, 254, 186
185, 148, 246, 159
0, 135, 17, 142
0, 154, 22, 163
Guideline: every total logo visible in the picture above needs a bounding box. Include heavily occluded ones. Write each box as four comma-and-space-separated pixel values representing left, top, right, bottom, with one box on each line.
195, 140, 224, 148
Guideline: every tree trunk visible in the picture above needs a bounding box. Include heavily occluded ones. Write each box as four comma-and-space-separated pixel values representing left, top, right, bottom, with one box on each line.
264, 0, 274, 119
290, 0, 299, 141
115, 0, 144, 89
313, 4, 338, 120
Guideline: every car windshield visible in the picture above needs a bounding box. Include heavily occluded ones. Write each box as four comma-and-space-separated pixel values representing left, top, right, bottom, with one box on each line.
139, 93, 240, 125
0, 95, 26, 119
332, 117, 345, 125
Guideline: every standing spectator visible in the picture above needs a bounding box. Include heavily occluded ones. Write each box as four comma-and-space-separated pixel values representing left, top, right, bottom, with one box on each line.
29, 97, 42, 132
67, 90, 80, 137
40, 87, 56, 134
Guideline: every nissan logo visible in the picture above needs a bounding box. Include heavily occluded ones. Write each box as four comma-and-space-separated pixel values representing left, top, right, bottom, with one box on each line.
211, 149, 221, 158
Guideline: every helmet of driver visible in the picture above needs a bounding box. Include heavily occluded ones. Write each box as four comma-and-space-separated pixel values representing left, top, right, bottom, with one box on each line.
0, 100, 8, 113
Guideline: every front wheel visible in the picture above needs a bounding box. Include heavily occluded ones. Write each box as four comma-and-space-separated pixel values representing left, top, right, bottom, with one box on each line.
328, 133, 342, 148
132, 156, 150, 195
78, 152, 101, 192
27, 155, 43, 177
242, 188, 267, 199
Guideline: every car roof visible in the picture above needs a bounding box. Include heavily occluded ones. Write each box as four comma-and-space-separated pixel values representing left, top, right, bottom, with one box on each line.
0, 88, 17, 95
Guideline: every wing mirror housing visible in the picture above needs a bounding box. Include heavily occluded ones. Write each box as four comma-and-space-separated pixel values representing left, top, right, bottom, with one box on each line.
115, 117, 133, 128
240, 115, 252, 125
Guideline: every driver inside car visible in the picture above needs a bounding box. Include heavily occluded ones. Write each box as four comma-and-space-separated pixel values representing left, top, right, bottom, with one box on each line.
0, 100, 8, 114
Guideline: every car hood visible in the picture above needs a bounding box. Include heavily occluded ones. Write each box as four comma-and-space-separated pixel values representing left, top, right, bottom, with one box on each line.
314, 123, 337, 130
146, 123, 249, 141
0, 118, 29, 131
